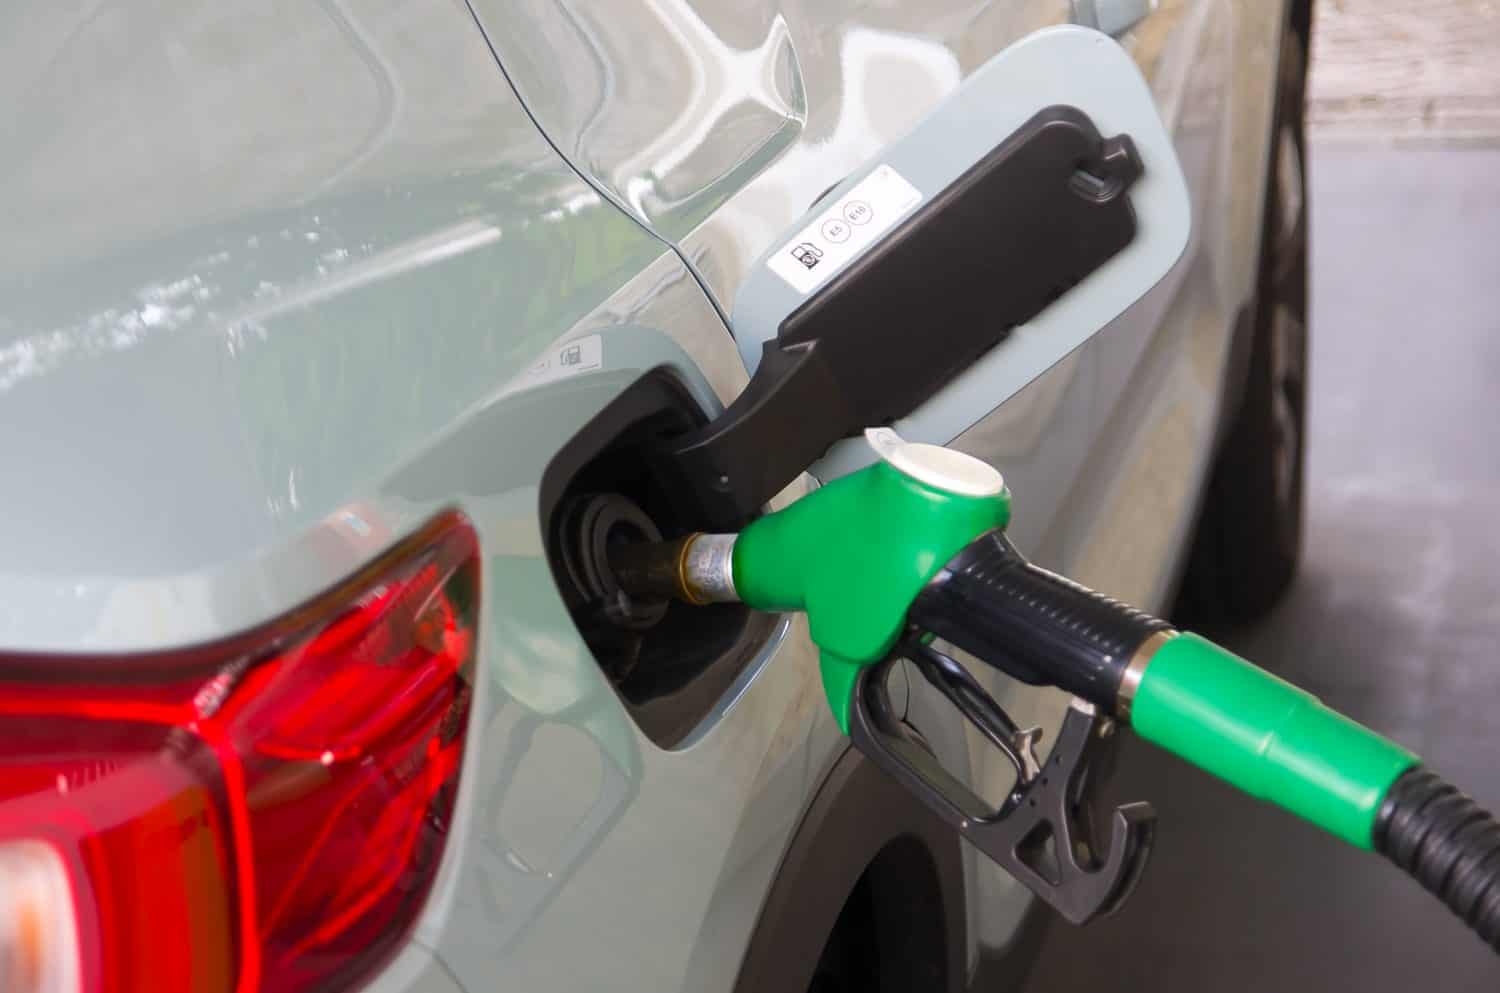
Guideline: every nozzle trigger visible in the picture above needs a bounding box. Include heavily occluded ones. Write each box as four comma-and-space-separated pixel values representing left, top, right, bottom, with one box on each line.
847, 645, 1155, 925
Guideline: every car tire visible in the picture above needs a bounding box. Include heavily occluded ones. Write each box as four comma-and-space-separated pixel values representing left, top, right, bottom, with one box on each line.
1176, 14, 1310, 625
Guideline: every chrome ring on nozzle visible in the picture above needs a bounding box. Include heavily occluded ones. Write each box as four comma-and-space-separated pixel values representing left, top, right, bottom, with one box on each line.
609, 533, 741, 605
1115, 629, 1176, 723
678, 533, 738, 604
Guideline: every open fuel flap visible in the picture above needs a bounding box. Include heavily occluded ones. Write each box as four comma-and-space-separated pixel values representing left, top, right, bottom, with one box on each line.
654, 26, 1190, 528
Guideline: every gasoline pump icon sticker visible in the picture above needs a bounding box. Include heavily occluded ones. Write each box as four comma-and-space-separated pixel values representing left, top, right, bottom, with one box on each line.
790, 243, 823, 269
768, 164, 923, 295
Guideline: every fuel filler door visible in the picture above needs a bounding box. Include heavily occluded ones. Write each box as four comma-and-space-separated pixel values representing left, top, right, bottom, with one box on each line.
654, 25, 1190, 528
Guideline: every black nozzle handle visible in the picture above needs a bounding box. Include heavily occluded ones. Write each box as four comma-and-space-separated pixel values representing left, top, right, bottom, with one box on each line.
908, 531, 1171, 714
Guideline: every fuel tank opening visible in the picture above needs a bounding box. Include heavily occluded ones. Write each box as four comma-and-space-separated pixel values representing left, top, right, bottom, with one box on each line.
557, 492, 670, 640
540, 371, 778, 748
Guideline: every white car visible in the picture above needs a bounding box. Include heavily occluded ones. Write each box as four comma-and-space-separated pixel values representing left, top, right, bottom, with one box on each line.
0, 1, 1308, 990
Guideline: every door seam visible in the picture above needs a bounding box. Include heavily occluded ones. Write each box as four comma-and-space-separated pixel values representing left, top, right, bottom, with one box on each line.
460, 0, 739, 334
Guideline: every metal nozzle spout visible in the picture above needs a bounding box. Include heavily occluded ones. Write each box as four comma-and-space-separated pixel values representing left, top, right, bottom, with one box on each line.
608, 533, 740, 605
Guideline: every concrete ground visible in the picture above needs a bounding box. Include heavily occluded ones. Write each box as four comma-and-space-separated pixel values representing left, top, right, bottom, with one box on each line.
1024, 2, 1500, 987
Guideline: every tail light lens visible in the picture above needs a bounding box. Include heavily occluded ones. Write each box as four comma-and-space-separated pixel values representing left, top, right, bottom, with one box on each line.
0, 513, 480, 993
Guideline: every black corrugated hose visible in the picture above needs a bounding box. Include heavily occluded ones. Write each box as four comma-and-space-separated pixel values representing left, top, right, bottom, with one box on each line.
1375, 767, 1500, 950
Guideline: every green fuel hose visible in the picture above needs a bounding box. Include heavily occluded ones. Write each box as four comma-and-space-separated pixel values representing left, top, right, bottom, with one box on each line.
610, 432, 1500, 950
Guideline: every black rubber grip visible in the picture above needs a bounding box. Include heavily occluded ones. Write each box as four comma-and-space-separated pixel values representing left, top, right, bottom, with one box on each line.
1375, 766, 1500, 951
908, 531, 1170, 711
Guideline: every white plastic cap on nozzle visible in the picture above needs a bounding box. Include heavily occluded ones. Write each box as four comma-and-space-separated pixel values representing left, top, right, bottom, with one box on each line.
864, 427, 1005, 498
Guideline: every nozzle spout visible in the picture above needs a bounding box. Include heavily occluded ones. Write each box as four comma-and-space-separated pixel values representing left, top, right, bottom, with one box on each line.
609, 533, 740, 605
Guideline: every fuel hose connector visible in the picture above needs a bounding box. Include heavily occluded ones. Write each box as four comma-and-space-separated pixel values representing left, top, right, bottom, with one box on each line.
1117, 631, 1500, 950
909, 539, 1419, 847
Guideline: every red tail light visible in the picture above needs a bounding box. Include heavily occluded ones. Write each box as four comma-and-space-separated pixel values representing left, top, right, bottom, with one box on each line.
0, 513, 480, 993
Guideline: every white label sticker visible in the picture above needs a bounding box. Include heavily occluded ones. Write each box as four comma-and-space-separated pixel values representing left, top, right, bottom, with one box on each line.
767, 164, 924, 295
514, 334, 603, 391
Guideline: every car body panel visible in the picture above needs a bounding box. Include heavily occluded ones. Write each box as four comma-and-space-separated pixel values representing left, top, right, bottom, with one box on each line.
468, 0, 1077, 317
0, 0, 677, 651
362, 943, 467, 993
465, 0, 809, 244
1, 0, 1290, 989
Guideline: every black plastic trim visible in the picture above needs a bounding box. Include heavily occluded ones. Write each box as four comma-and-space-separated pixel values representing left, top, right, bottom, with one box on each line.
539, 370, 777, 748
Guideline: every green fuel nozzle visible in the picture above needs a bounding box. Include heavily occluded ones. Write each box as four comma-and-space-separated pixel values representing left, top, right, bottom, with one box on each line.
613, 430, 1500, 945
615, 427, 1013, 730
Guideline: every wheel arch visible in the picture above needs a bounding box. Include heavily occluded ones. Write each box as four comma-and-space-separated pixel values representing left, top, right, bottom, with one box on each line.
732, 745, 967, 993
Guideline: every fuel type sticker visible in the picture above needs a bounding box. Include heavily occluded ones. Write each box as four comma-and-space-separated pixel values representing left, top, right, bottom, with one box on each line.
508, 334, 603, 395
767, 165, 924, 295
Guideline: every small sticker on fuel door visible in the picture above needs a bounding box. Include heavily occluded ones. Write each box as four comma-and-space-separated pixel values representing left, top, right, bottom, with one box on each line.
768, 165, 923, 295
